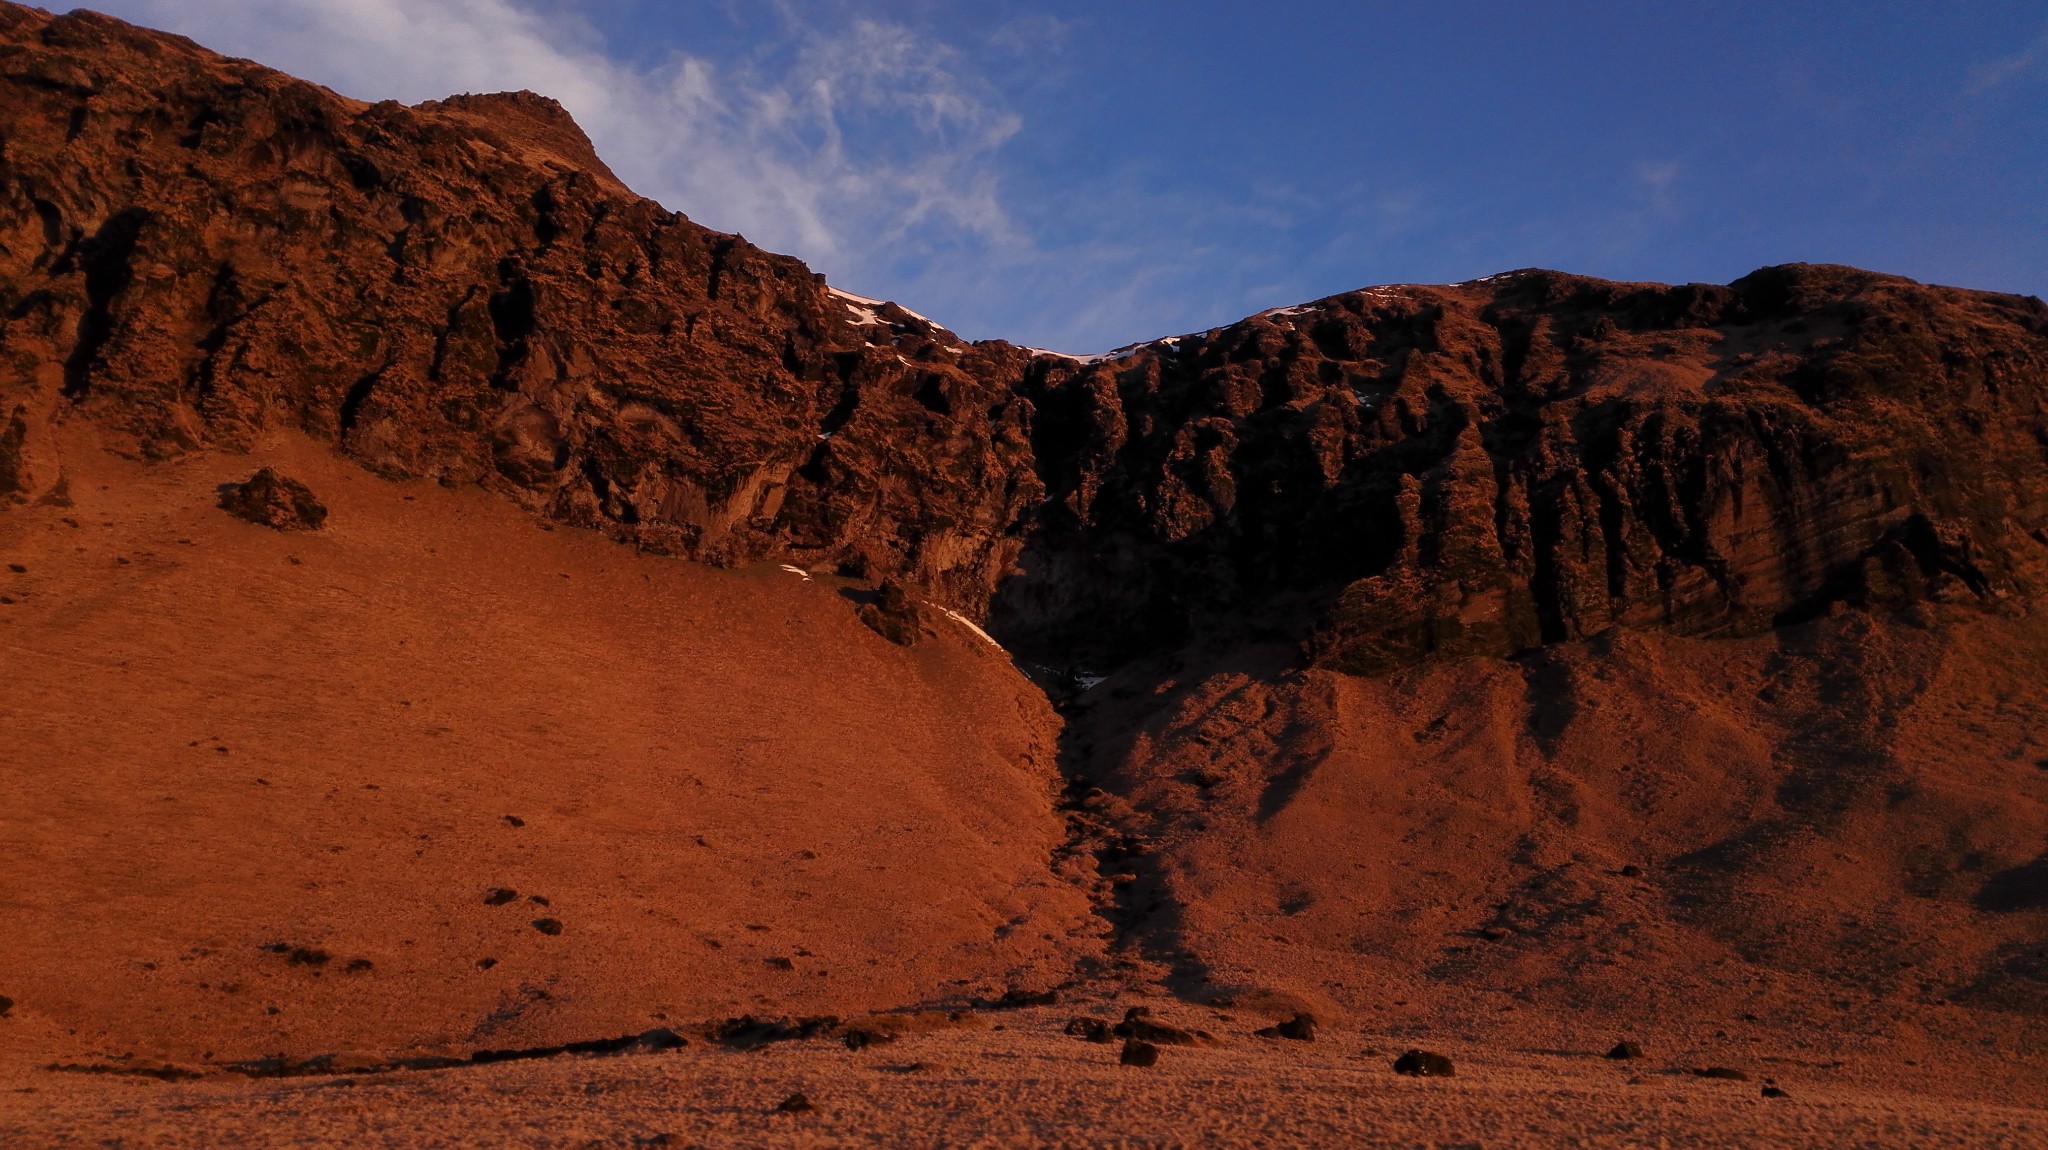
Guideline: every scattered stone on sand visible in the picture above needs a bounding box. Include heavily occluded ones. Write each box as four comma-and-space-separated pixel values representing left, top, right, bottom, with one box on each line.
0, 993, 13, 1016
1762, 1085, 1789, 1098
710, 1016, 839, 1050
218, 468, 327, 531
1606, 1041, 1644, 1060
764, 956, 795, 971
7, 564, 24, 573
1691, 1067, 1750, 1081
531, 918, 563, 936
475, 958, 498, 970
528, 895, 550, 906
774, 1093, 815, 1113
1063, 1017, 1113, 1043
1393, 1050, 1456, 1077
286, 947, 330, 967
856, 579, 926, 646
1620, 864, 1646, 878
1113, 1006, 1210, 1047
993, 988, 1059, 1009
1253, 1013, 1318, 1041
503, 815, 525, 828
842, 1027, 895, 1051
343, 958, 373, 974
1120, 1038, 1159, 1067
1479, 925, 1513, 941
484, 888, 518, 906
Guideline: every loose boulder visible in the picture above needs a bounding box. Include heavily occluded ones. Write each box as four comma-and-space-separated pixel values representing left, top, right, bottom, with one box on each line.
856, 580, 926, 647
218, 468, 327, 532
1254, 1012, 1317, 1041
1393, 1049, 1455, 1077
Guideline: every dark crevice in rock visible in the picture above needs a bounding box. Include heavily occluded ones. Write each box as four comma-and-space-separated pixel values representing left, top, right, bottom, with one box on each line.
59, 205, 146, 399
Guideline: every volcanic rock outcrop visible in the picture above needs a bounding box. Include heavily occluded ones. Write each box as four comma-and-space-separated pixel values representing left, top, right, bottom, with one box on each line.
5, 3, 2045, 678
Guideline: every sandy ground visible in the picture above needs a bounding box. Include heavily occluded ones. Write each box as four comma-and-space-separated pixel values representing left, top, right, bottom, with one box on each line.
0, 427, 1095, 1064
6, 1007, 2045, 1149
5, 427, 2046, 1147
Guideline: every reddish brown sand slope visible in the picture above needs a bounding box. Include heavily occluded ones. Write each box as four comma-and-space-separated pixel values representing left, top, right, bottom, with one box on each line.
0, 424, 1097, 1067
1077, 618, 2048, 1029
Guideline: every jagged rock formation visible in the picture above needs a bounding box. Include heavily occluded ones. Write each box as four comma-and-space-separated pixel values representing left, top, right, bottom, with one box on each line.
217, 466, 326, 530
0, 3, 1041, 616
1001, 271, 2048, 670
2, 0, 2046, 679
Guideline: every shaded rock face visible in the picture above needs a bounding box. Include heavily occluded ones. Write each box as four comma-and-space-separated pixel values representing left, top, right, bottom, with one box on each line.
3, 3, 2047, 674
996, 271, 2048, 669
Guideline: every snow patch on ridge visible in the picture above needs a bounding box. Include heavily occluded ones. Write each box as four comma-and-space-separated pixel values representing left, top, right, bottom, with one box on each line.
827, 286, 936, 328
1029, 334, 1188, 367
937, 606, 1005, 652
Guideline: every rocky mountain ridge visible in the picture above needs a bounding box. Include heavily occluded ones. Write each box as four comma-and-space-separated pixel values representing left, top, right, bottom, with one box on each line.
4, 1, 2047, 678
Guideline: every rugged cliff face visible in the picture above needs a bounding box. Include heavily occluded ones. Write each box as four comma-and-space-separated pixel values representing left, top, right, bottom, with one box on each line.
6, 4, 2046, 680
1001, 269, 2048, 671
0, 3, 1044, 618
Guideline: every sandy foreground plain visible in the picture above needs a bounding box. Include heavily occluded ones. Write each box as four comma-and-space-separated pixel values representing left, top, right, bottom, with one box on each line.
6, 1005, 2047, 1150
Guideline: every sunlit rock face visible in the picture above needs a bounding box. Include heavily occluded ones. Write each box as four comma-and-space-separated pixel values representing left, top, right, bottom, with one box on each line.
5, 3, 2046, 676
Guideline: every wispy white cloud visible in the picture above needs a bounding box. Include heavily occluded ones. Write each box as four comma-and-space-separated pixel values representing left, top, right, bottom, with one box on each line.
97, 0, 1025, 315
1967, 24, 2048, 96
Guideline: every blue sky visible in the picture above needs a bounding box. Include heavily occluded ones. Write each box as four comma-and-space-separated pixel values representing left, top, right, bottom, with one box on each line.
98, 2, 2048, 352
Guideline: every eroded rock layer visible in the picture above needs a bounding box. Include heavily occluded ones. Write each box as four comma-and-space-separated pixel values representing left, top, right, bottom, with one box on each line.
5, 4, 2046, 677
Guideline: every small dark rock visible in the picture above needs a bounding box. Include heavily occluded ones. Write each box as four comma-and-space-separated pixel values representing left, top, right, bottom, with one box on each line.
710, 1015, 838, 1049
856, 579, 925, 647
483, 888, 518, 906
218, 469, 327, 532
842, 1027, 895, 1050
994, 987, 1059, 1009
1120, 1038, 1159, 1067
1393, 1050, 1455, 1077
286, 947, 331, 967
764, 956, 795, 971
1064, 1017, 1113, 1043
1253, 1012, 1317, 1041
527, 895, 550, 906
6, 564, 24, 573
503, 815, 525, 828
1762, 1085, 1788, 1098
1606, 1041, 1644, 1060
476, 958, 498, 970
0, 994, 13, 1017
1620, 864, 1645, 878
1478, 925, 1512, 941
342, 958, 374, 974
531, 918, 563, 936
775, 1092, 815, 1113
1691, 1066, 1750, 1081
1112, 1005, 1209, 1047
627, 1027, 688, 1053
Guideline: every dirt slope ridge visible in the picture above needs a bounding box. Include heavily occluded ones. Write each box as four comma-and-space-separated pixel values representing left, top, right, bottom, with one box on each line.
0, 427, 1095, 1065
